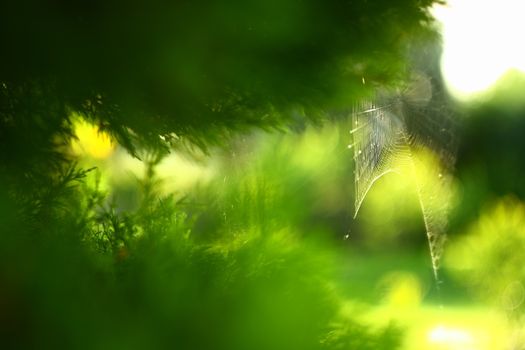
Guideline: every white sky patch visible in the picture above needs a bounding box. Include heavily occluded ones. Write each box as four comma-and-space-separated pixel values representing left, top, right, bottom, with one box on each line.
433, 0, 525, 100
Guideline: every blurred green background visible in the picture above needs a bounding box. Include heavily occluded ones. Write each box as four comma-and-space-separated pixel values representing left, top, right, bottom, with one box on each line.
18, 80, 525, 349
2, 1, 525, 349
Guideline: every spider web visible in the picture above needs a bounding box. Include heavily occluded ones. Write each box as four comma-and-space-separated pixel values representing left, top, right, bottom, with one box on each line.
351, 72, 457, 281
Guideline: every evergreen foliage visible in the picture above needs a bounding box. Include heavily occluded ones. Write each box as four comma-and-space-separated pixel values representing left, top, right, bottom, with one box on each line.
1, 0, 438, 151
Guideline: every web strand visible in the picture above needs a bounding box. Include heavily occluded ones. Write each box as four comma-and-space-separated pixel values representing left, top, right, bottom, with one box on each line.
351, 73, 457, 281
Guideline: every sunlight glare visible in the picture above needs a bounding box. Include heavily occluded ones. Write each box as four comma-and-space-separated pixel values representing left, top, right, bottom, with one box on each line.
434, 0, 525, 100
428, 326, 475, 349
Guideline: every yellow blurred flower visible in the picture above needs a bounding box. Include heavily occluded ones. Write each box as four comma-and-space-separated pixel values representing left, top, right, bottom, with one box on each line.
71, 118, 115, 159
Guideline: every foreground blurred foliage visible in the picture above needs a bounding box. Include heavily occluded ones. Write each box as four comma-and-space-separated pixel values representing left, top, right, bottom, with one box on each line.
0, 0, 438, 151
447, 198, 525, 314
444, 197, 525, 349
0, 155, 402, 349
